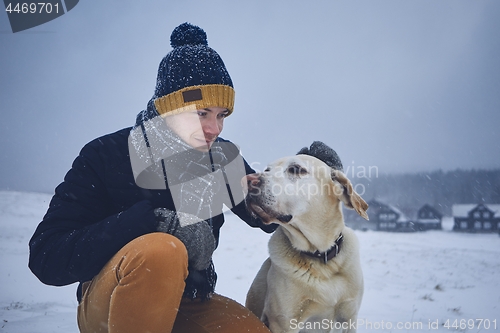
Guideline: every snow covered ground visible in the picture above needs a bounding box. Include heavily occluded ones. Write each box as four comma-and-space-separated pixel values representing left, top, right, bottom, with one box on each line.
0, 191, 499, 332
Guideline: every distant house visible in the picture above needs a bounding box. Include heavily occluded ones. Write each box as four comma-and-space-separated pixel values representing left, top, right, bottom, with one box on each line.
452, 204, 500, 232
345, 199, 415, 232
414, 204, 442, 231
343, 205, 374, 231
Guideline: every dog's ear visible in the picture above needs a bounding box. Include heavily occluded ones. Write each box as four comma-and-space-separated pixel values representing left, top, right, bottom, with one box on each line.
331, 170, 369, 220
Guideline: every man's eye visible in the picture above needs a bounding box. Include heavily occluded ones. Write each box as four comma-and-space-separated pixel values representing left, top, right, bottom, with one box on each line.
218, 113, 228, 119
197, 111, 207, 117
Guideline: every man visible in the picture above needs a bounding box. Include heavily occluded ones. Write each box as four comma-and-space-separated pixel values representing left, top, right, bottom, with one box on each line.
29, 22, 275, 333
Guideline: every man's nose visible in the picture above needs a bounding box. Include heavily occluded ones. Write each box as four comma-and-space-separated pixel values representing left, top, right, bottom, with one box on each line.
203, 117, 221, 138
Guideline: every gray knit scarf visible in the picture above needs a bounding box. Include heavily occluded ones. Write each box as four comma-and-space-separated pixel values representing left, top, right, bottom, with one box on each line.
129, 111, 234, 221
128, 109, 247, 299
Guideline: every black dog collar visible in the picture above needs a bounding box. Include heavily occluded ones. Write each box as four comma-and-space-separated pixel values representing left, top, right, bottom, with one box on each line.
302, 233, 344, 264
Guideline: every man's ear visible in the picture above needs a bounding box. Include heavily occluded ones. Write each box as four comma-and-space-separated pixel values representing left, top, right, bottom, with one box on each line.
331, 170, 369, 220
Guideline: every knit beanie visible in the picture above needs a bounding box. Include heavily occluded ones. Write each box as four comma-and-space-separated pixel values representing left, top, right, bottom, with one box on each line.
151, 22, 235, 117
297, 141, 344, 172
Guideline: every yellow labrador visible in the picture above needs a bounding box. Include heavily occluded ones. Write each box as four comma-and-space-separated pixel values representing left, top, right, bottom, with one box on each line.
244, 154, 368, 333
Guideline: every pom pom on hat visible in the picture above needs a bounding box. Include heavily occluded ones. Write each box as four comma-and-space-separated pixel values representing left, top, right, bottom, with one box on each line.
170, 22, 208, 47
147, 22, 235, 118
297, 141, 344, 171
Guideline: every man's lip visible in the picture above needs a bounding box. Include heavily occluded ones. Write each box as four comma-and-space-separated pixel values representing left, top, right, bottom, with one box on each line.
195, 138, 210, 144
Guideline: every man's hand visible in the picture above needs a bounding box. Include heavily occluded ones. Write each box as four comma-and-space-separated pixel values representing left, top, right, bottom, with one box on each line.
154, 208, 216, 271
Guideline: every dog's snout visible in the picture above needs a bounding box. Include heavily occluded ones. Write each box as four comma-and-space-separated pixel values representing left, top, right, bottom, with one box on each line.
247, 173, 261, 186
246, 173, 261, 193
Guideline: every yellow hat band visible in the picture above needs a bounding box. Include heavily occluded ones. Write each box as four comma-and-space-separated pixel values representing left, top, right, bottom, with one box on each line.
154, 84, 235, 117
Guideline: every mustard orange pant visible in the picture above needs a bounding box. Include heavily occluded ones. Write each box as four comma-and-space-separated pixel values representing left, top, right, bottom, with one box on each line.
77, 233, 271, 333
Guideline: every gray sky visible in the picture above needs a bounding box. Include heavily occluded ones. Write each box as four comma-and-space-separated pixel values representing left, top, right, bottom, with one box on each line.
1, 0, 499, 193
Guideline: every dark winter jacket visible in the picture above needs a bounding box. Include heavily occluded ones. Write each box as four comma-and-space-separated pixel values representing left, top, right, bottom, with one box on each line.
28, 127, 275, 301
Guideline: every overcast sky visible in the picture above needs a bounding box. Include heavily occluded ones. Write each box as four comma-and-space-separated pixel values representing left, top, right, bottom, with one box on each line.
1, 0, 499, 193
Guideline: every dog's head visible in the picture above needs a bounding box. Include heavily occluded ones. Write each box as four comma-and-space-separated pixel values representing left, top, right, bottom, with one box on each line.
244, 155, 369, 228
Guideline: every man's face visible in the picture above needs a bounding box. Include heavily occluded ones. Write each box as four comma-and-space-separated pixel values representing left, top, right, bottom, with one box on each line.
164, 106, 229, 152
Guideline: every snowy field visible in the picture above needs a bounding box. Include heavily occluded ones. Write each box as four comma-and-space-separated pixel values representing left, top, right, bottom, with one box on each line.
0, 191, 499, 332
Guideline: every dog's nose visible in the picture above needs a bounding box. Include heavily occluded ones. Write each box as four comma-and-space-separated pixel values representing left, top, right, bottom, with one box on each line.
245, 173, 261, 193
246, 173, 260, 186
241, 173, 260, 194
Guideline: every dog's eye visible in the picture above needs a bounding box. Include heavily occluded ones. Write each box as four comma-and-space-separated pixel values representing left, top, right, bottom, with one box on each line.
287, 164, 307, 176
264, 167, 271, 172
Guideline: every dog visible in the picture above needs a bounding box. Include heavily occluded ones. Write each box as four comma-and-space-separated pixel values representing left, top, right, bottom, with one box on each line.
244, 154, 369, 333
